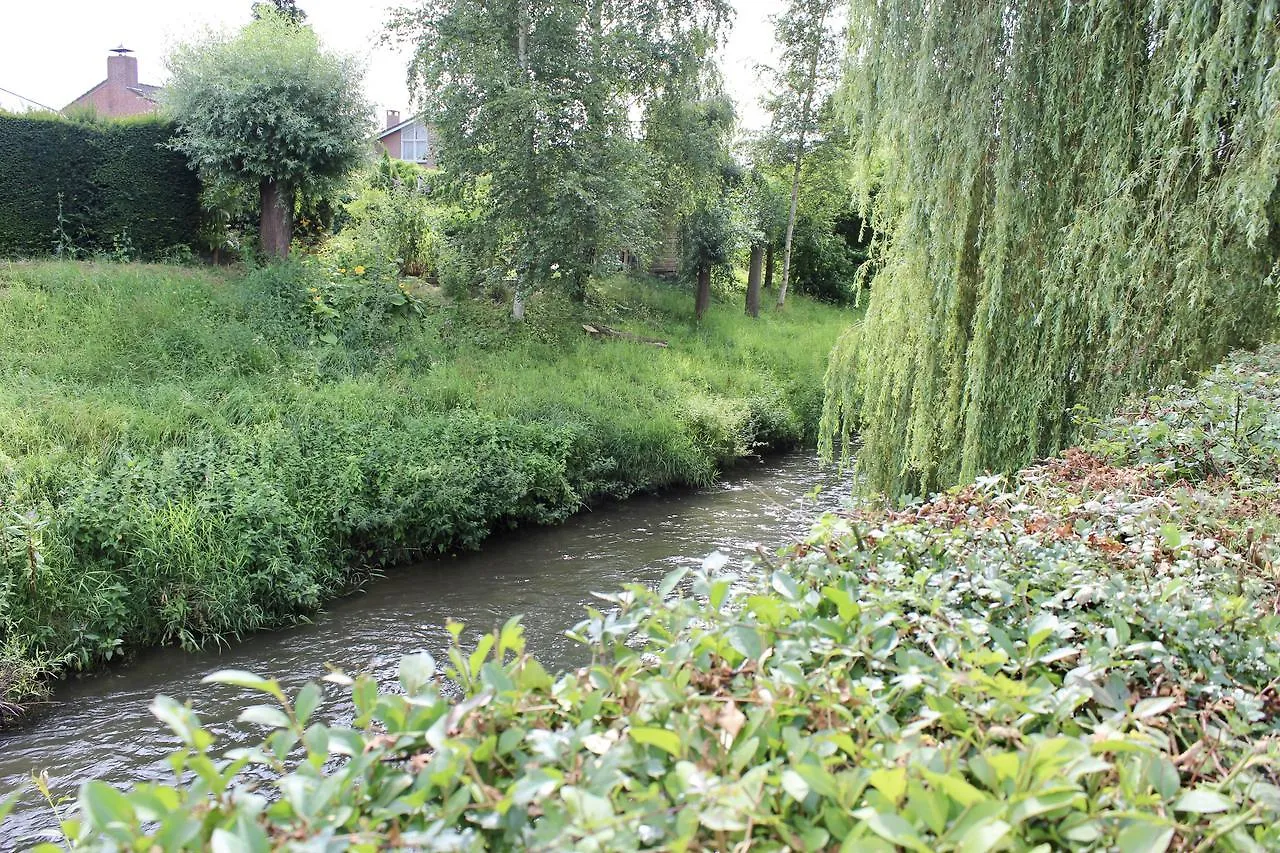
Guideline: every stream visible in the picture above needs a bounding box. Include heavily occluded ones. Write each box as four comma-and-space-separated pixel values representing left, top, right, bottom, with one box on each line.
0, 451, 847, 847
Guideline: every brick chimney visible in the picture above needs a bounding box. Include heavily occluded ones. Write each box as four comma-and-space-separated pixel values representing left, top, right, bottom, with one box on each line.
385, 109, 401, 130
107, 46, 138, 87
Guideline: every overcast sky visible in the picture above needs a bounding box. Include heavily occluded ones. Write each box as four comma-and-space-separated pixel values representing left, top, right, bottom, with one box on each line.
0, 0, 783, 129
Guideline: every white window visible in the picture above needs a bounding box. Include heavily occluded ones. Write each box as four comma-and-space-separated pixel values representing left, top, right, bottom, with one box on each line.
400, 122, 431, 163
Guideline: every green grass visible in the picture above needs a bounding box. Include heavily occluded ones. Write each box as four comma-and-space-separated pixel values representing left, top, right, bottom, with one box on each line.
0, 259, 854, 718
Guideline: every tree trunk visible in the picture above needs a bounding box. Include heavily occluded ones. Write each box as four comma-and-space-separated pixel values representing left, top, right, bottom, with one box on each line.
513, 6, 532, 321
259, 178, 293, 259
746, 244, 763, 317
695, 261, 712, 322
777, 0, 836, 309
764, 242, 775, 290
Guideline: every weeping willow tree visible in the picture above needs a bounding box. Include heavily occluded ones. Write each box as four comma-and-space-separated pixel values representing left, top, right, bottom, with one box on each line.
822, 0, 1280, 495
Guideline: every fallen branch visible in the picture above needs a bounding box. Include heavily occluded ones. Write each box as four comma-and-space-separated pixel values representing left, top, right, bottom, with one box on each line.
582, 324, 669, 348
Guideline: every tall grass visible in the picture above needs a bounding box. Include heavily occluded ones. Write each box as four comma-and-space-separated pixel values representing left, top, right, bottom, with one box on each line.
0, 259, 854, 717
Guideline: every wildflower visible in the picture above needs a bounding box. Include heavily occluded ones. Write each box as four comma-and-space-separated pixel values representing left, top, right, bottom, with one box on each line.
338, 268, 347, 274
354, 265, 366, 275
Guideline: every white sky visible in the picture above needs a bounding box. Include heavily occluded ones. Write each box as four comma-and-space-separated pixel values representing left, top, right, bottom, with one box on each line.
0, 0, 783, 129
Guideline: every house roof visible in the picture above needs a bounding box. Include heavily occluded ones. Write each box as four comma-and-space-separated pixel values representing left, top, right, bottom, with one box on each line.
126, 84, 163, 102
376, 116, 425, 139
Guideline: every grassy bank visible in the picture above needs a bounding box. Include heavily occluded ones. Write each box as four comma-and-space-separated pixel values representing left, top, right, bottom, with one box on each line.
0, 260, 853, 719
38, 345, 1280, 849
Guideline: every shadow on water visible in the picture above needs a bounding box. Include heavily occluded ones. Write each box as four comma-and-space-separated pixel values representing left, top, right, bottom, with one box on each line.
0, 450, 849, 847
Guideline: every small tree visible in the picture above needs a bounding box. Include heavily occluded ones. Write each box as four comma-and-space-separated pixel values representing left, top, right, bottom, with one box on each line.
165, 12, 371, 258
765, 0, 844, 308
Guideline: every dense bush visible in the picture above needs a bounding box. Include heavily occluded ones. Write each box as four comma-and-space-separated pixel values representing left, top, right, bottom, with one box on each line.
0, 260, 852, 719
0, 113, 200, 258
26, 346, 1280, 849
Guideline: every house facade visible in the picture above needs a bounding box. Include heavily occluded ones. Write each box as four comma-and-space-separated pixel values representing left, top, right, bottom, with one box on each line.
65, 47, 161, 119
375, 110, 438, 168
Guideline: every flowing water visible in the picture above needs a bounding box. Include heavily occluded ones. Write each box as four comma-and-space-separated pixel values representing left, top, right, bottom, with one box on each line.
0, 451, 846, 847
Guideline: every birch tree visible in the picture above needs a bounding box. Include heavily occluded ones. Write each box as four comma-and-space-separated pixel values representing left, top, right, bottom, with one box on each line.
391, 0, 730, 319
765, 0, 843, 309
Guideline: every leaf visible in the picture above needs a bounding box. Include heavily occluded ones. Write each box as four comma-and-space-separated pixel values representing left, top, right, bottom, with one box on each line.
869, 767, 908, 804
659, 566, 689, 597
958, 818, 1012, 853
399, 652, 436, 696
1116, 822, 1175, 853
78, 781, 136, 831
202, 670, 284, 702
319, 332, 339, 345
238, 704, 291, 730
728, 625, 762, 661
630, 726, 682, 757
1133, 696, 1178, 720
853, 808, 930, 852
771, 570, 801, 600
1173, 788, 1233, 813
781, 769, 810, 802
716, 700, 746, 742
923, 769, 988, 807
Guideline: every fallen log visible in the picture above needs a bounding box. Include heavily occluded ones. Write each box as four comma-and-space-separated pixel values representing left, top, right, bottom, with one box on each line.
582, 324, 670, 348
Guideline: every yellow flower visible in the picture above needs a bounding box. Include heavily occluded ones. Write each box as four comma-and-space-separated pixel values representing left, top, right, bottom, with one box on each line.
354, 265, 366, 275
338, 268, 347, 274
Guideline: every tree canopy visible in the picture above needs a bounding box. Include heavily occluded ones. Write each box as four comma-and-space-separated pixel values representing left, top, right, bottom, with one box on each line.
165, 11, 371, 256
390, 0, 731, 317
823, 0, 1280, 495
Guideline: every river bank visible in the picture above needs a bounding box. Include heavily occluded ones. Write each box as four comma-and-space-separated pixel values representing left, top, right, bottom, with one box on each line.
35, 344, 1279, 850
0, 259, 854, 722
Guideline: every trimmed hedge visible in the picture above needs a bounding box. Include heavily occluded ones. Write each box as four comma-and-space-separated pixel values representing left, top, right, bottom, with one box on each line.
0, 113, 200, 257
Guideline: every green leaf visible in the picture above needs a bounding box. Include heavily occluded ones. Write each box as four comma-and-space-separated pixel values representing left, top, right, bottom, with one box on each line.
1116, 822, 1175, 853
853, 808, 930, 852
958, 818, 1012, 853
1173, 788, 1233, 813
771, 570, 801, 600
202, 670, 284, 702
1133, 696, 1178, 719
869, 767, 908, 805
781, 769, 810, 802
399, 652, 436, 696
630, 726, 682, 757
238, 704, 292, 729
78, 781, 136, 831
659, 566, 689, 597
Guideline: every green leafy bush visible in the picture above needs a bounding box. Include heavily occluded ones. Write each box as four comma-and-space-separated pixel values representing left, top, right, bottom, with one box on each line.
0, 113, 200, 258
0, 260, 853, 717
27, 347, 1280, 850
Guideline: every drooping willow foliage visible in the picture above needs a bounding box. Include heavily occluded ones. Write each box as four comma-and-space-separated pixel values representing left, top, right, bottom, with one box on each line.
822, 0, 1280, 495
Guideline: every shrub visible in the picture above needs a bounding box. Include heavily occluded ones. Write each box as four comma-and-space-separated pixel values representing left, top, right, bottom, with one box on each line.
29, 346, 1280, 850
0, 113, 200, 258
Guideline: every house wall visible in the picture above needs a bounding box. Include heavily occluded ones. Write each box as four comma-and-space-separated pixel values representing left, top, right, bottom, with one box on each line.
376, 121, 438, 169
66, 54, 158, 119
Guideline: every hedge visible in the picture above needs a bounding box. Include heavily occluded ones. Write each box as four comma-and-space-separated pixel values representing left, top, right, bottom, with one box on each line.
0, 113, 200, 257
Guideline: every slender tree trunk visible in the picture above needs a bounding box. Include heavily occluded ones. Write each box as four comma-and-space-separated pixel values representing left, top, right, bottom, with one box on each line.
764, 242, 775, 290
259, 178, 293, 259
513, 7, 531, 320
746, 244, 763, 317
777, 0, 836, 309
695, 261, 712, 322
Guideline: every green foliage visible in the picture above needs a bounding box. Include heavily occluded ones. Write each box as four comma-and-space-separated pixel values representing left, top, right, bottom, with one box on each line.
165, 12, 370, 193
391, 0, 732, 311
0, 260, 851, 717
827, 0, 1280, 495
40, 347, 1280, 850
0, 113, 200, 258
327, 162, 455, 278
165, 9, 372, 255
